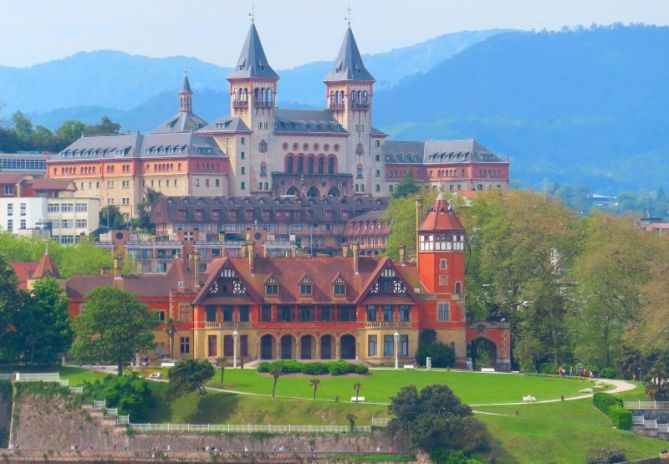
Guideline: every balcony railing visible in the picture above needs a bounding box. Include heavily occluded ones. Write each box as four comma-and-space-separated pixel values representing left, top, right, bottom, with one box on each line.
364, 321, 411, 329
232, 100, 248, 109
204, 322, 252, 329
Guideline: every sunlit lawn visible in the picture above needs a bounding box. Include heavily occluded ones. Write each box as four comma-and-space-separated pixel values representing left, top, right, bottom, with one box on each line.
212, 369, 592, 404
0, 365, 105, 385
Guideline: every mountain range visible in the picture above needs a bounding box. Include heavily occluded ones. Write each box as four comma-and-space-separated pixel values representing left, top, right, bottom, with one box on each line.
0, 25, 667, 193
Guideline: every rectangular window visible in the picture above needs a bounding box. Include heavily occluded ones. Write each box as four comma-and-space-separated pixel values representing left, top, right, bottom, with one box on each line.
455, 282, 462, 294
205, 305, 217, 322
279, 305, 292, 322
261, 304, 272, 322
240, 137, 245, 145
241, 335, 248, 357
224, 335, 233, 356
384, 335, 394, 356
320, 305, 331, 322
75, 219, 87, 228
383, 305, 393, 322
208, 335, 217, 357
400, 335, 409, 357
223, 305, 234, 322
19, 203, 26, 216
179, 336, 190, 354
399, 305, 410, 322
75, 203, 87, 212
440, 258, 447, 270
6, 203, 12, 216
239, 305, 250, 322
3, 186, 13, 195
47, 203, 59, 213
339, 305, 355, 321
368, 335, 377, 357
241, 167, 245, 175
241, 181, 246, 190
157, 311, 166, 322
366, 305, 377, 322
241, 151, 245, 159
179, 304, 192, 323
300, 305, 312, 322
438, 302, 450, 321
439, 275, 449, 286
19, 219, 26, 230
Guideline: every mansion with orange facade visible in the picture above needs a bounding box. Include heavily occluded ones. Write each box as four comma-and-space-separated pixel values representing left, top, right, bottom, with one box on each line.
45, 22, 510, 219
15, 196, 511, 370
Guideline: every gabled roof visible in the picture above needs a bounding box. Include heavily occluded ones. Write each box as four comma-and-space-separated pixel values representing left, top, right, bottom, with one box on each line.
198, 116, 252, 134
419, 194, 465, 233
354, 257, 417, 304
151, 111, 208, 134
0, 172, 30, 184
228, 23, 279, 80
324, 27, 374, 82
32, 251, 61, 280
27, 178, 76, 192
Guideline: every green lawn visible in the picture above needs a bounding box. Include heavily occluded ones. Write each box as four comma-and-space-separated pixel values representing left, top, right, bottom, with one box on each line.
211, 369, 592, 404
0, 366, 104, 385
476, 395, 665, 463
146, 382, 386, 425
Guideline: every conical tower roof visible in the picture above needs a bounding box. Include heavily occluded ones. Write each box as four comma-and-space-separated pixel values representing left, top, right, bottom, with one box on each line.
181, 73, 192, 94
419, 194, 465, 232
228, 23, 278, 80
324, 27, 374, 82
33, 249, 61, 280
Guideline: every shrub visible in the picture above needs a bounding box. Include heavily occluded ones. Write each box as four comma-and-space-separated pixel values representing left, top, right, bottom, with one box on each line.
354, 364, 369, 375
601, 367, 617, 379
256, 360, 365, 376
302, 362, 328, 375
593, 393, 623, 415
415, 342, 455, 368
587, 446, 626, 464
539, 362, 558, 375
84, 373, 155, 422
608, 406, 632, 430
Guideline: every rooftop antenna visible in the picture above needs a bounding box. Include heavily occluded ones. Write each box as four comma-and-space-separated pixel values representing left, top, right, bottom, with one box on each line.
249, 0, 255, 23
345, 5, 351, 26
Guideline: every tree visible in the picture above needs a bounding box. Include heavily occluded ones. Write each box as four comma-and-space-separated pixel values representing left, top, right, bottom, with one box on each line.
382, 192, 437, 261
270, 365, 282, 398
388, 384, 490, 456
85, 116, 121, 135
310, 378, 320, 400
216, 357, 227, 385
393, 170, 420, 198
56, 120, 87, 145
12, 111, 33, 138
352, 382, 362, 401
85, 373, 155, 421
165, 359, 215, 399
131, 188, 161, 232
0, 254, 23, 363
346, 413, 356, 433
16, 278, 73, 366
99, 206, 127, 231
70, 286, 157, 375
165, 318, 177, 358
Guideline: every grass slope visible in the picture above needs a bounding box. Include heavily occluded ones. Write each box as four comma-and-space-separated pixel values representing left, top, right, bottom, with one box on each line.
216, 369, 589, 404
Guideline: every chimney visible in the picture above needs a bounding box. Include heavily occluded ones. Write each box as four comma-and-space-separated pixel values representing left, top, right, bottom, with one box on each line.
113, 254, 122, 279
399, 246, 407, 266
192, 250, 201, 287
351, 241, 360, 275
342, 243, 350, 257
247, 242, 255, 275
415, 196, 424, 273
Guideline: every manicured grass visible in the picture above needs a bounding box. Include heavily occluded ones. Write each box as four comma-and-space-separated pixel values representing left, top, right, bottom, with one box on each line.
146, 382, 386, 425
476, 394, 666, 463
0, 366, 106, 385
212, 369, 591, 404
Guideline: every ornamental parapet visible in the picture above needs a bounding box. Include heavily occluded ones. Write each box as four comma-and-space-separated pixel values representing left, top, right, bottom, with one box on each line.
203, 322, 252, 329
364, 322, 412, 329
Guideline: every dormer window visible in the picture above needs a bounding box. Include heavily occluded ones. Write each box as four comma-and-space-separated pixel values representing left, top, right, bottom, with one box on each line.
265, 277, 279, 296
333, 277, 346, 296
299, 276, 313, 296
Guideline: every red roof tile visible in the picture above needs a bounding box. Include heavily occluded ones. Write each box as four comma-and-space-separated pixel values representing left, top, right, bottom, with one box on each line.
419, 194, 465, 232
33, 252, 61, 279
10, 262, 38, 290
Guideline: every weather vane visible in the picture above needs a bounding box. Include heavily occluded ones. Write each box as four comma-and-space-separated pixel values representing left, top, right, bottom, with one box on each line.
249, 0, 255, 23
345, 6, 351, 26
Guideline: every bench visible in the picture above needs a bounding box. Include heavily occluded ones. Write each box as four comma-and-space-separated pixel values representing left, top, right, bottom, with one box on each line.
523, 395, 536, 403
403, 364, 416, 369
481, 367, 496, 373
351, 396, 366, 403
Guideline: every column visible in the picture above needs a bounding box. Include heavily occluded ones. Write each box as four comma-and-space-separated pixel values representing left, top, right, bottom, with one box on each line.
315, 335, 321, 360
334, 337, 340, 360
296, 335, 301, 360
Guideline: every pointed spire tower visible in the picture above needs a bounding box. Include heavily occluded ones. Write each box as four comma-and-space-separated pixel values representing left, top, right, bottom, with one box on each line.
227, 21, 279, 129
179, 71, 193, 112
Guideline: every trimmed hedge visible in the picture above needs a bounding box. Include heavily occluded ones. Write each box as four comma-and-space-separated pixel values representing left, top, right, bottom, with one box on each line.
257, 360, 368, 376
593, 393, 631, 430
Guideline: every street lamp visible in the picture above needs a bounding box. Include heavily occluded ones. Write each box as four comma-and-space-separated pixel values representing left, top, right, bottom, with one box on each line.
233, 330, 239, 369
394, 332, 400, 370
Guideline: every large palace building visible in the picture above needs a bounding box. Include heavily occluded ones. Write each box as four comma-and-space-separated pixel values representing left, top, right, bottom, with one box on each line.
46, 22, 510, 219
16, 195, 511, 370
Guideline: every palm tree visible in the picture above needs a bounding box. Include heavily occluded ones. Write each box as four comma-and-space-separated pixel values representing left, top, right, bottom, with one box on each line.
165, 318, 177, 358
352, 382, 362, 401
270, 366, 282, 398
310, 378, 320, 400
216, 357, 226, 385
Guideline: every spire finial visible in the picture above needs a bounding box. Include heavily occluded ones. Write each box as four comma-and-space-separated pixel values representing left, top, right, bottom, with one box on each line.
249, 0, 255, 23
345, 5, 351, 26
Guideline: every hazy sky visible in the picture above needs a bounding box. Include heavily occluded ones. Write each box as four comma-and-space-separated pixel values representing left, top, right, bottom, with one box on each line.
1, 0, 668, 69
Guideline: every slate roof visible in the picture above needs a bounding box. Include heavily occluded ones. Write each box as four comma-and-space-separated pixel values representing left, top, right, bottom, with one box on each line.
181, 74, 192, 93
382, 139, 505, 165
381, 141, 425, 164
419, 194, 465, 233
151, 111, 208, 134
228, 23, 279, 80
274, 109, 346, 134
198, 116, 252, 134
324, 27, 374, 82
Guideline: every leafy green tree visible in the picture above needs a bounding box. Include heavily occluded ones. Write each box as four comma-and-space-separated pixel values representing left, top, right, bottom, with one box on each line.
393, 170, 420, 198
165, 359, 215, 399
131, 188, 161, 232
388, 384, 490, 456
85, 373, 155, 421
310, 378, 320, 400
99, 205, 127, 230
0, 254, 24, 363
270, 365, 282, 398
12, 111, 33, 138
71, 286, 157, 375
56, 120, 87, 145
16, 278, 73, 366
85, 116, 121, 135
215, 357, 227, 385
382, 192, 437, 261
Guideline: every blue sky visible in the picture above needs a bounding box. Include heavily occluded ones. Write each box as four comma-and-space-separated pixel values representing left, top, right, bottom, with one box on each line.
0, 0, 667, 68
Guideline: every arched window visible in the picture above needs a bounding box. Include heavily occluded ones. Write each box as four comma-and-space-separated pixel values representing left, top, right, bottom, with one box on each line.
328, 157, 335, 175
362, 90, 368, 104
260, 162, 267, 177
267, 88, 272, 105
297, 156, 304, 174
307, 157, 314, 175
330, 91, 335, 108
254, 87, 260, 102
317, 157, 324, 175
286, 156, 294, 173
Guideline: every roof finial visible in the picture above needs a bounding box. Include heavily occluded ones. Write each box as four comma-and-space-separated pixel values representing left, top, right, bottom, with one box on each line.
345, 5, 351, 26
249, 0, 255, 23
45, 240, 49, 255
